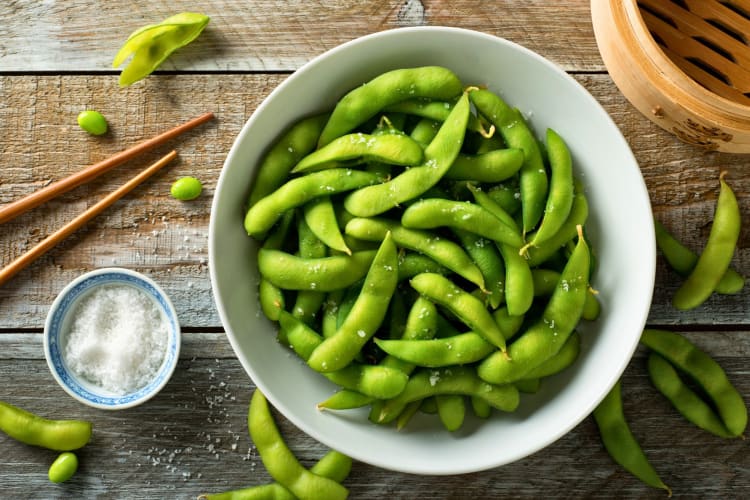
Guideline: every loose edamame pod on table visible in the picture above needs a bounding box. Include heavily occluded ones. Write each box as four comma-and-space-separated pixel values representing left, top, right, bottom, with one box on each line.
77, 110, 108, 136
672, 172, 741, 310
0, 400, 92, 451
593, 381, 672, 496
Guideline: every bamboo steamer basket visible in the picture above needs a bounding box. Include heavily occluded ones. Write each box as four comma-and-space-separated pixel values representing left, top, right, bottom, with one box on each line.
591, 0, 750, 153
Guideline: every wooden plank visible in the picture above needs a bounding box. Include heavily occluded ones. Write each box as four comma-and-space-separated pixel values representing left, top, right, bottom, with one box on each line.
1, 74, 748, 330
0, 0, 603, 73
0, 339, 748, 498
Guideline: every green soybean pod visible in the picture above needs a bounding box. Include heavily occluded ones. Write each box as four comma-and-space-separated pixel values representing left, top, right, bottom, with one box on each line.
640, 329, 747, 437
444, 149, 525, 183
521, 331, 580, 380
470, 89, 548, 234
673, 172, 741, 310
383, 98, 487, 135
344, 216, 485, 289
401, 198, 524, 248
374, 332, 494, 368
248, 390, 348, 500
498, 242, 534, 317
487, 184, 522, 217
654, 219, 744, 295
307, 233, 398, 373
257, 249, 377, 292
435, 395, 466, 432
397, 252, 449, 281
0, 401, 92, 451
318, 66, 463, 147
525, 189, 589, 268
454, 230, 505, 309
245, 168, 382, 238
470, 396, 492, 419
48, 452, 78, 483
375, 366, 520, 424
647, 353, 734, 439
247, 114, 329, 207
292, 132, 424, 173
522, 128, 574, 254
291, 216, 328, 325
343, 92, 470, 217
259, 279, 285, 322
410, 272, 507, 352
593, 381, 671, 496
478, 226, 589, 384
303, 196, 351, 255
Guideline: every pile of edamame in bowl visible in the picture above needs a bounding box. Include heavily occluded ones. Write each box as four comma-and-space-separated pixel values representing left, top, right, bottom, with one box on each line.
209, 27, 655, 475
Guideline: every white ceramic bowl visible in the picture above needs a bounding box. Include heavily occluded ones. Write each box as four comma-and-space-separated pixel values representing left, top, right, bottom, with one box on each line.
44, 268, 181, 410
210, 27, 655, 474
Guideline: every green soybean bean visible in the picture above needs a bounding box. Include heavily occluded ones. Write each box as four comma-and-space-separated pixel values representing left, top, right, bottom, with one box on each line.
478, 226, 589, 384
375, 331, 494, 367
343, 92, 470, 217
593, 381, 671, 496
397, 252, 449, 281
444, 149, 524, 183
248, 390, 348, 500
48, 452, 78, 483
77, 110, 108, 136
525, 189, 589, 267
247, 114, 329, 207
436, 395, 466, 432
112, 13, 210, 86
257, 249, 376, 292
522, 128, 574, 254
375, 366, 520, 424
302, 197, 351, 255
244, 168, 382, 238
640, 329, 747, 436
293, 133, 423, 173
410, 272, 507, 352
278, 311, 407, 399
318, 66, 463, 147
521, 331, 580, 380
454, 230, 505, 308
470, 89, 548, 234
307, 233, 398, 372
401, 198, 524, 248
170, 176, 202, 201
673, 173, 741, 310
498, 242, 535, 317
647, 352, 734, 439
344, 216, 485, 289
654, 219, 744, 295
0, 401, 92, 451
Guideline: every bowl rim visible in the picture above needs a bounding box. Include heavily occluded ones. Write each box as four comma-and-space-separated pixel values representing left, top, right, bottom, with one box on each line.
209, 25, 655, 474
43, 267, 181, 410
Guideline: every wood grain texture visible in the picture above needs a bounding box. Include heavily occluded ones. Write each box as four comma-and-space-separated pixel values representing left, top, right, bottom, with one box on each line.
0, 0, 602, 73
1, 331, 748, 499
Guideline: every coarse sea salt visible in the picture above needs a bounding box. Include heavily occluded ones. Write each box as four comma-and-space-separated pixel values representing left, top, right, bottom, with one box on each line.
63, 284, 169, 395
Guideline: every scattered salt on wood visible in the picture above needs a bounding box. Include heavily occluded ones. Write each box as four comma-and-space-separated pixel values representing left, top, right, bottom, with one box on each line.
63, 283, 169, 394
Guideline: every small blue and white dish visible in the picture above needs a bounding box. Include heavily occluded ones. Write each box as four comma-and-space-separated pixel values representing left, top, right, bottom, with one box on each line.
43, 268, 181, 410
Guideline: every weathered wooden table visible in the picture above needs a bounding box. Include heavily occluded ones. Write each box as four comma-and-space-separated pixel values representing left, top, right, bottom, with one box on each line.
1, 1, 748, 498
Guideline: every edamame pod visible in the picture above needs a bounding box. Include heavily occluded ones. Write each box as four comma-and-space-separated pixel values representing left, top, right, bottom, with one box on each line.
673, 172, 741, 310
247, 114, 329, 207
647, 352, 734, 438
308, 233, 399, 373
292, 132, 424, 173
344, 92, 470, 217
319, 66, 463, 146
640, 329, 747, 437
410, 273, 507, 352
478, 226, 590, 384
525, 190, 589, 267
0, 401, 92, 451
593, 381, 671, 496
401, 198, 524, 248
257, 249, 377, 292
454, 230, 505, 308
244, 168, 382, 238
436, 395, 466, 432
375, 331, 494, 368
303, 196, 351, 255
443, 149, 525, 182
344, 217, 485, 289
248, 390, 349, 500
375, 366, 520, 424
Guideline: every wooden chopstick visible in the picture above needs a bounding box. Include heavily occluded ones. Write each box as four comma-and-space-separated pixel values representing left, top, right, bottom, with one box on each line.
0, 112, 214, 225
0, 150, 178, 288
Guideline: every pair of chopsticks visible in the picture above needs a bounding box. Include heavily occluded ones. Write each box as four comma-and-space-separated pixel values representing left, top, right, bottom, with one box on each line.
0, 112, 214, 287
